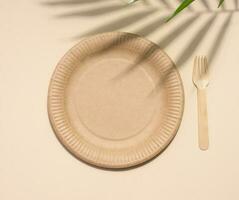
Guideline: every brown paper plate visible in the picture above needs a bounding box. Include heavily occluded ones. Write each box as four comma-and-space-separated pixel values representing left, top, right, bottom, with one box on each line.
48, 32, 184, 169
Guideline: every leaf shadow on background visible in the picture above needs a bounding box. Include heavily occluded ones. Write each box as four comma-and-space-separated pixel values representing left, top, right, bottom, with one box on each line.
78, 9, 157, 37
234, 0, 239, 8
134, 14, 167, 36
158, 0, 174, 9
201, 0, 211, 10
43, 0, 236, 67
42, 0, 111, 6
56, 4, 130, 17
208, 13, 233, 65
157, 14, 199, 48
175, 15, 217, 66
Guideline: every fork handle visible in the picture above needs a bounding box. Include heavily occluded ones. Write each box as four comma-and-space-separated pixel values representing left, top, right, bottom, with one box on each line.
197, 89, 209, 150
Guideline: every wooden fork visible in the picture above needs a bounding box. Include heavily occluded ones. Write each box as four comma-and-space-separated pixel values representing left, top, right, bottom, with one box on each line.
193, 56, 210, 150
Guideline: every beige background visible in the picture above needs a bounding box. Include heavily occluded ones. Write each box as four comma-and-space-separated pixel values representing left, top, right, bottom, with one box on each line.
1, 0, 239, 199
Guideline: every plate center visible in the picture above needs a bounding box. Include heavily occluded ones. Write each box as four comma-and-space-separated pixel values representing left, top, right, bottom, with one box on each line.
74, 55, 156, 141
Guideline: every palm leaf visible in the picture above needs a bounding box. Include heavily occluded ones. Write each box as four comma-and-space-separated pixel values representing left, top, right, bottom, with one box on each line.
166, 0, 195, 22
130, 0, 225, 21
218, 0, 225, 7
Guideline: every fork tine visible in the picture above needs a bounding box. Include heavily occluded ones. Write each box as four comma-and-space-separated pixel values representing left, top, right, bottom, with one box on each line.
195, 56, 198, 69
204, 57, 209, 78
200, 56, 204, 77
201, 56, 205, 73
204, 57, 208, 73
193, 56, 198, 80
201, 56, 204, 73
197, 56, 201, 78
201, 56, 208, 75
201, 56, 206, 75
204, 57, 207, 73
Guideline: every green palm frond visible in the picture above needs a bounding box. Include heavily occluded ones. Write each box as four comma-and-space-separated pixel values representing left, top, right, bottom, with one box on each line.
129, 0, 225, 21
218, 0, 225, 7
166, 0, 195, 22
